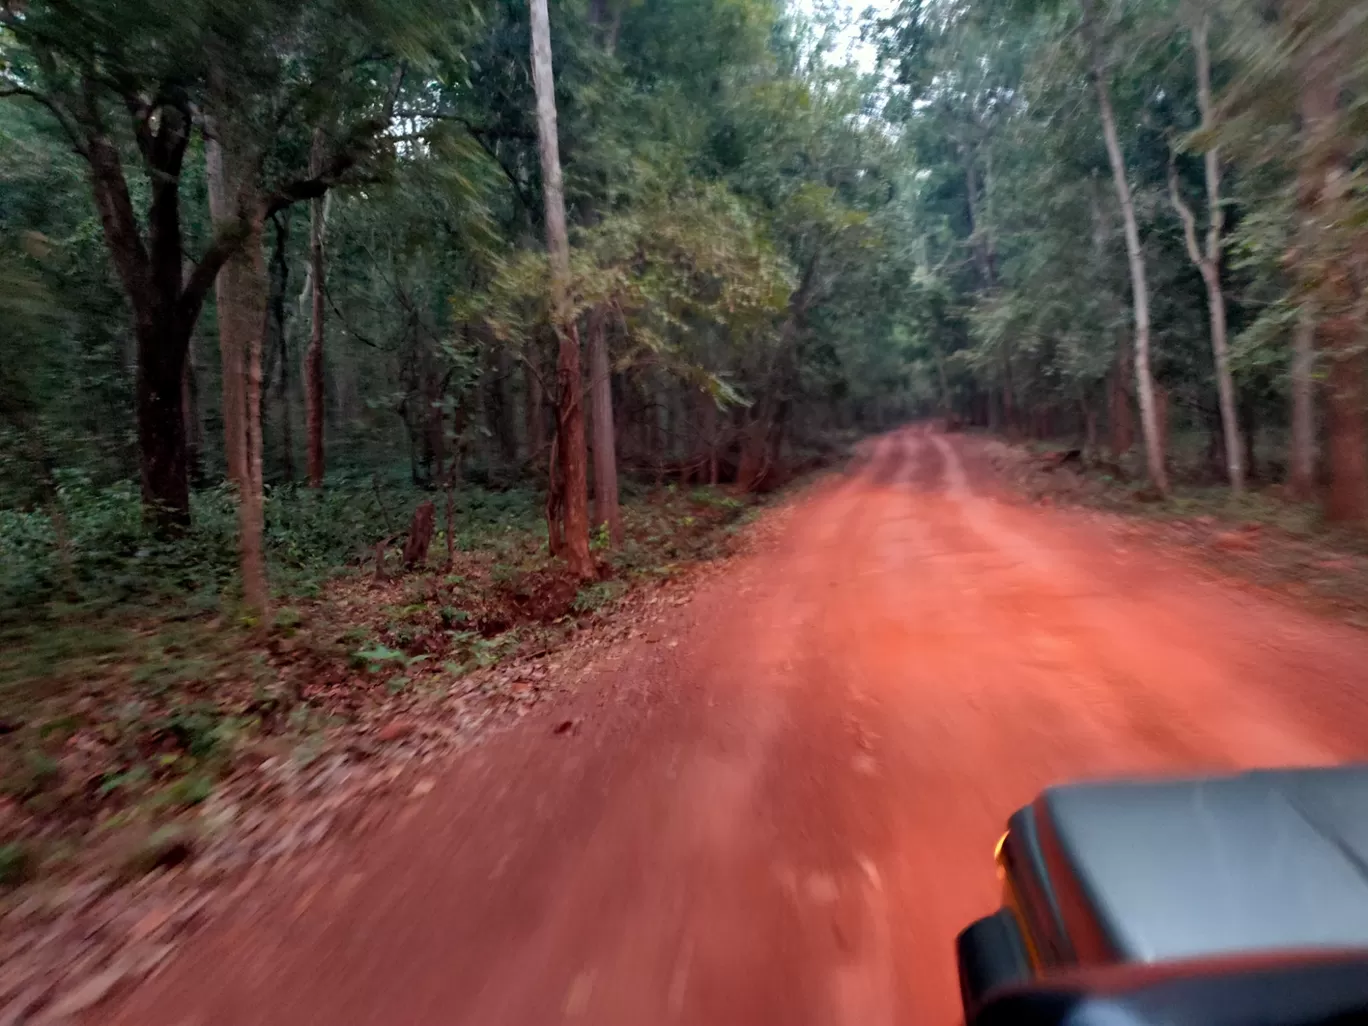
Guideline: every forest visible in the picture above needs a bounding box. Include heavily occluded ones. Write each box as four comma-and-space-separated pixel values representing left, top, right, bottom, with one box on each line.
3, 0, 1368, 884
6, 0, 1367, 613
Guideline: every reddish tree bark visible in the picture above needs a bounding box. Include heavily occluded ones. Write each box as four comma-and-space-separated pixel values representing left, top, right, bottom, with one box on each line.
206, 116, 269, 617
403, 501, 436, 569
1289, 17, 1366, 521
529, 0, 593, 578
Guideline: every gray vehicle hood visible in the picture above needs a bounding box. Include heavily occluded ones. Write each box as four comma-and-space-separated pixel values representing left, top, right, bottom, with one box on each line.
1034, 765, 1368, 963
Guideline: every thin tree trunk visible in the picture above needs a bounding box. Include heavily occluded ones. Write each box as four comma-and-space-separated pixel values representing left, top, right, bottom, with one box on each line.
1001, 354, 1015, 436
529, 0, 593, 578
206, 128, 269, 616
1168, 15, 1243, 493
1109, 345, 1134, 461
270, 212, 295, 483
1083, 0, 1168, 494
702, 389, 720, 485
587, 306, 621, 544
183, 331, 202, 485
305, 128, 328, 489
1240, 391, 1259, 483
1288, 310, 1316, 499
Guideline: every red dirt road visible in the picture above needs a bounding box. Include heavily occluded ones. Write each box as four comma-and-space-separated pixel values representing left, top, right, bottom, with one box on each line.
106, 428, 1368, 1026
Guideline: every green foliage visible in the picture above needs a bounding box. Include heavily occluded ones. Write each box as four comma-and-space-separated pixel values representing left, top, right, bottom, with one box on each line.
0, 475, 515, 621
572, 579, 628, 613
351, 643, 409, 672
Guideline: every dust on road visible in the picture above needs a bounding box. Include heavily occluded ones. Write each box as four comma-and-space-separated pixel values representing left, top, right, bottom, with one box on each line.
104, 426, 1368, 1026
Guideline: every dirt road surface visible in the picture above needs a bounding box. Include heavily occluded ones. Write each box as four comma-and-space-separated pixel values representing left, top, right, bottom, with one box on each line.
104, 427, 1368, 1026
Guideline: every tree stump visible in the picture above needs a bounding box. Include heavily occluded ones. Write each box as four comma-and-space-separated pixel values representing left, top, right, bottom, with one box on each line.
403, 501, 436, 569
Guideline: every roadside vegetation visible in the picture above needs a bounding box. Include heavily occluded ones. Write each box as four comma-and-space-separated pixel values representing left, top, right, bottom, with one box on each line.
0, 476, 772, 887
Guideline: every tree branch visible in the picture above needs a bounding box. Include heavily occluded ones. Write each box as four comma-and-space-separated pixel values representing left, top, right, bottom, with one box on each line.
1191, 13, 1223, 269
1168, 153, 1208, 277
123, 92, 156, 161
0, 81, 90, 157
392, 108, 536, 209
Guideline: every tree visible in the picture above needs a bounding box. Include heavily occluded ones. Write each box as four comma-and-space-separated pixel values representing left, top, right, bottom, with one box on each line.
529, 0, 593, 578
1289, 2, 1366, 522
1167, 9, 1242, 493
1079, 0, 1168, 494
0, 2, 243, 531
0, 0, 438, 532
205, 122, 269, 615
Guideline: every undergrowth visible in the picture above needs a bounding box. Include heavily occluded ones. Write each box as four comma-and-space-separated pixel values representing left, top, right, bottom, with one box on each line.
0, 473, 760, 887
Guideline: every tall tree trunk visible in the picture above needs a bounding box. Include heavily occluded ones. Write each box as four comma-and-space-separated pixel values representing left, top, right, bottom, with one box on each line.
587, 306, 621, 544
84, 112, 199, 533
1168, 14, 1243, 493
206, 129, 270, 616
183, 330, 202, 485
529, 0, 593, 578
1291, 19, 1367, 521
1083, 0, 1168, 494
1322, 321, 1368, 520
305, 128, 328, 489
269, 211, 295, 483
1288, 310, 1316, 499
135, 321, 193, 532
